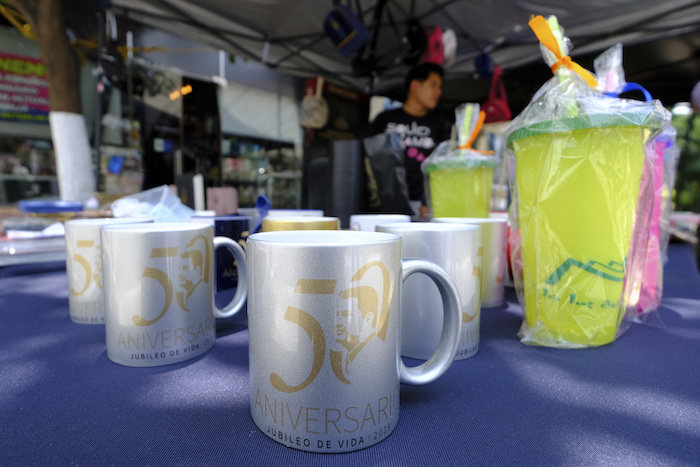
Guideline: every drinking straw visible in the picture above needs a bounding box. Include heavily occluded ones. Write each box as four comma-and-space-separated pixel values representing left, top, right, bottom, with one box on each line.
548, 16, 579, 118
459, 104, 474, 149
455, 106, 493, 155
461, 111, 489, 152
528, 15, 598, 117
528, 15, 597, 87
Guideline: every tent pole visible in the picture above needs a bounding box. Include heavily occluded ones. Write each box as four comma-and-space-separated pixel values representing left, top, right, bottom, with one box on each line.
92, 7, 105, 192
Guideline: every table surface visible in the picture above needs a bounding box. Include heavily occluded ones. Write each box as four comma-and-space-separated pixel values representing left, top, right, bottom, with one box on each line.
2, 244, 700, 466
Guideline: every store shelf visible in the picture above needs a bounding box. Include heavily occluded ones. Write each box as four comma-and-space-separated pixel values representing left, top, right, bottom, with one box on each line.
222, 176, 270, 185
269, 171, 301, 180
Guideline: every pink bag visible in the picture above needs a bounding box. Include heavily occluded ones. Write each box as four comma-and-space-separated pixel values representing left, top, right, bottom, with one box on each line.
483, 65, 512, 123
421, 26, 444, 65
636, 139, 665, 314
206, 187, 238, 215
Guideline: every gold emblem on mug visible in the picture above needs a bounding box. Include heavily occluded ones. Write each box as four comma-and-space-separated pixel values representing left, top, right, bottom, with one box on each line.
69, 239, 102, 296
463, 245, 483, 323
270, 261, 392, 393
133, 234, 210, 326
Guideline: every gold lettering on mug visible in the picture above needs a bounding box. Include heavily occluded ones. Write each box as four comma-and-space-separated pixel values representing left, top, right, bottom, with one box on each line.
238, 231, 250, 253
325, 408, 342, 433
70, 239, 102, 296
361, 403, 377, 430
306, 408, 321, 434
132, 235, 210, 327
269, 261, 393, 393
281, 400, 303, 430
265, 393, 277, 424
463, 247, 484, 322
270, 307, 326, 394
344, 407, 360, 433
254, 385, 399, 435
117, 318, 214, 349
70, 254, 92, 296
135, 267, 174, 326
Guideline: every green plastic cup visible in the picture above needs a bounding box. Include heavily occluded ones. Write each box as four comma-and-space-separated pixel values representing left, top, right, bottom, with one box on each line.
425, 156, 498, 218
507, 112, 664, 346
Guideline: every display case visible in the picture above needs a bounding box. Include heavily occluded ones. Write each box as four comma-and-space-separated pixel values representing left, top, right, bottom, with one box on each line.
220, 134, 300, 208
0, 137, 58, 204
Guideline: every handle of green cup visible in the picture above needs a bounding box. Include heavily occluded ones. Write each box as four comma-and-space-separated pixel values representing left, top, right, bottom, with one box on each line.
399, 258, 462, 385
212, 236, 248, 319
620, 82, 653, 102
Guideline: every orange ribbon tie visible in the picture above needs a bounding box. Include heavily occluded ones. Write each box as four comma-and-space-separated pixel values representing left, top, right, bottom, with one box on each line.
458, 111, 494, 154
528, 15, 598, 88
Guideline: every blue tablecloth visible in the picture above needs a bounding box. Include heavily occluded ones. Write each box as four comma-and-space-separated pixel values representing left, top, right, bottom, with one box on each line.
2, 244, 699, 465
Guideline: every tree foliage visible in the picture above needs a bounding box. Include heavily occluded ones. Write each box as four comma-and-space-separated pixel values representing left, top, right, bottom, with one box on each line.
7, 0, 83, 113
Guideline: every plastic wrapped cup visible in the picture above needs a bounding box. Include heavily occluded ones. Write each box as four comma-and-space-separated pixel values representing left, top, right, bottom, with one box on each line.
424, 157, 497, 218
507, 113, 664, 346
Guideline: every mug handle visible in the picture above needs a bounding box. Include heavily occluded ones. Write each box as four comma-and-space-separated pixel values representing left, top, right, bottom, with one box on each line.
399, 258, 462, 385
212, 236, 248, 318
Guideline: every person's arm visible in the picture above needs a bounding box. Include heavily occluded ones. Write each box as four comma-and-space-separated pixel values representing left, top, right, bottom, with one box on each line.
419, 205, 428, 220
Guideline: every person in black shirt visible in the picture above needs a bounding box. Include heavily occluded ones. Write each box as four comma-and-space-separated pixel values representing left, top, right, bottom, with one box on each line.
369, 63, 452, 220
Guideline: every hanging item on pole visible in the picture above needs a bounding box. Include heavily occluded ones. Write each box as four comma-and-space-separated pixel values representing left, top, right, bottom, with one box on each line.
301, 76, 329, 129
323, 0, 369, 58
421, 25, 444, 65
483, 65, 512, 123
442, 28, 457, 67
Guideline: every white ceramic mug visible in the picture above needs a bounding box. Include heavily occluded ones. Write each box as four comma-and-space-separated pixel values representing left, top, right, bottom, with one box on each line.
64, 218, 152, 324
433, 217, 508, 307
101, 223, 247, 367
376, 222, 482, 360
190, 215, 251, 297
349, 214, 411, 231
247, 230, 461, 452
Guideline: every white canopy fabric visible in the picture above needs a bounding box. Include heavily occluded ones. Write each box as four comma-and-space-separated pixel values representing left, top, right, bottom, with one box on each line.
109, 0, 700, 103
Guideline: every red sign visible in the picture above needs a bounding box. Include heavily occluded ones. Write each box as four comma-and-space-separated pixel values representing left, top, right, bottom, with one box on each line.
0, 51, 50, 123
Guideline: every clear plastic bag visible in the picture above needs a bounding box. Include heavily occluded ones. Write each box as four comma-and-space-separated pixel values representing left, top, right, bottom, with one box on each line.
111, 185, 194, 222
633, 127, 679, 321
593, 43, 677, 324
503, 16, 671, 348
422, 103, 499, 219
362, 132, 413, 215
594, 43, 626, 95
659, 128, 680, 264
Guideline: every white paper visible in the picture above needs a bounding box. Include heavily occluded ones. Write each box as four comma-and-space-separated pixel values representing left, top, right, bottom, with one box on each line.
50, 111, 96, 203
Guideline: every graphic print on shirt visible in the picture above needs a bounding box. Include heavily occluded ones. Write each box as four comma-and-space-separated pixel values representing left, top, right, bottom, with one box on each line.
384, 121, 436, 163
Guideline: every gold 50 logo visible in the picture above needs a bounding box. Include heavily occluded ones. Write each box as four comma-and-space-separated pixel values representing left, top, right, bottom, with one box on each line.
270, 261, 392, 393
70, 239, 103, 296
132, 234, 210, 327
464, 245, 483, 323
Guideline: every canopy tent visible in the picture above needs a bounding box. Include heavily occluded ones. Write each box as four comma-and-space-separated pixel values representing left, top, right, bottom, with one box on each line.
108, 0, 700, 107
